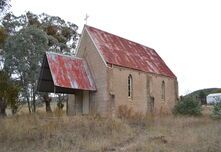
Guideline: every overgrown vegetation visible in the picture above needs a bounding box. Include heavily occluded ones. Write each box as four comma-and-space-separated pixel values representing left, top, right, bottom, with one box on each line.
0, 111, 220, 152
173, 97, 202, 116
211, 103, 221, 119
0, 0, 11, 15
0, 114, 133, 152
0, 70, 20, 116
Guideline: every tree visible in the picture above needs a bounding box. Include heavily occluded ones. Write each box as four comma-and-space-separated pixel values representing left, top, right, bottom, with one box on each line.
28, 12, 79, 54
173, 97, 202, 116
0, 27, 7, 49
2, 12, 79, 54
2, 12, 79, 52
2, 12, 79, 113
57, 94, 66, 110
0, 27, 7, 70
42, 94, 52, 113
4, 26, 48, 112
199, 91, 206, 105
2, 13, 26, 35
0, 70, 19, 116
0, 0, 10, 15
211, 97, 221, 119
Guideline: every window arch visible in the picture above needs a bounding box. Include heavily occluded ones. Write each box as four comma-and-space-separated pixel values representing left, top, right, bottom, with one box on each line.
128, 74, 133, 98
161, 81, 165, 100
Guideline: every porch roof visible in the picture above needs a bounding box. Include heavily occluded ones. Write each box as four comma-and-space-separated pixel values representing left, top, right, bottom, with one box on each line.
37, 52, 96, 94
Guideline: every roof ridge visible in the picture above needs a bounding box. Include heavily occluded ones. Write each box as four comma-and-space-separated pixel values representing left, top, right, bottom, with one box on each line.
46, 51, 83, 60
85, 25, 155, 51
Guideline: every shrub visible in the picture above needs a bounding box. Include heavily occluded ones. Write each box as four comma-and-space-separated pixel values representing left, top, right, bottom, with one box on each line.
173, 97, 202, 116
211, 103, 221, 119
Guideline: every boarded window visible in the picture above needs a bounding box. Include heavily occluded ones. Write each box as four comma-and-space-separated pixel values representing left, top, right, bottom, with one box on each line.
161, 81, 165, 100
128, 74, 133, 98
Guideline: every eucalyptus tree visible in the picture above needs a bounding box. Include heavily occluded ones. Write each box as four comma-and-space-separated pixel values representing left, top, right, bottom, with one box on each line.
0, 27, 7, 49
4, 26, 48, 112
0, 0, 10, 15
2, 12, 79, 112
2, 12, 79, 53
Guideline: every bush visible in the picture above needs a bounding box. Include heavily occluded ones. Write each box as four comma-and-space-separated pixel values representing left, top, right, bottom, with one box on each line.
173, 97, 202, 116
211, 103, 221, 119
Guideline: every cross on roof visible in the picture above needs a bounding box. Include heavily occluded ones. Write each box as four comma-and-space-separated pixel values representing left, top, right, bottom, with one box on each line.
84, 14, 89, 25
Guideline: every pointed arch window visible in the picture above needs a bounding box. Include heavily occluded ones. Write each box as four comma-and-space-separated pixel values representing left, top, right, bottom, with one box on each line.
161, 81, 165, 100
128, 74, 133, 98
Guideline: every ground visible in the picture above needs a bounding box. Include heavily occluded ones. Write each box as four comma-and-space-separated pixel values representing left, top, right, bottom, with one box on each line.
0, 106, 221, 152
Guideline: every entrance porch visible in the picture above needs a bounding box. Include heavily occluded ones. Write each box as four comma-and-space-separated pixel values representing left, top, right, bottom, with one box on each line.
37, 52, 96, 115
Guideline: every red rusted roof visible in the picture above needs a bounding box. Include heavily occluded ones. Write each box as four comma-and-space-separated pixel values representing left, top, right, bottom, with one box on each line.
46, 52, 96, 91
85, 25, 176, 78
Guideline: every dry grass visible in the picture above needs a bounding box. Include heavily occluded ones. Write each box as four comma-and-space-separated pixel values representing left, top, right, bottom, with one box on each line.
0, 106, 221, 152
16, 102, 67, 115
0, 113, 133, 152
127, 116, 221, 152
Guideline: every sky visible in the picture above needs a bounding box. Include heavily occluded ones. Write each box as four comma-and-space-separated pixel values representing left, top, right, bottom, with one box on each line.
10, 0, 221, 95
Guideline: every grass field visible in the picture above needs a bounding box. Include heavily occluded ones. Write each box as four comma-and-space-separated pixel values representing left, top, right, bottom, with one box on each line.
0, 106, 221, 152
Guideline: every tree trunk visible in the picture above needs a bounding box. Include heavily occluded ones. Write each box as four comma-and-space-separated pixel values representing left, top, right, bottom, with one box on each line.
0, 97, 7, 117
33, 92, 36, 112
27, 97, 31, 113
57, 94, 64, 110
43, 94, 52, 113
0, 108, 6, 117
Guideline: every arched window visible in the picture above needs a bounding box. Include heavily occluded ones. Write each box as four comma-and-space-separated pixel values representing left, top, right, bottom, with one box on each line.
128, 74, 133, 98
161, 81, 165, 100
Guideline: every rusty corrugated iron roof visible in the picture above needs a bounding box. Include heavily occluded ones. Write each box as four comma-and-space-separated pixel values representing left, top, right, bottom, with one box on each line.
85, 25, 176, 78
46, 52, 96, 91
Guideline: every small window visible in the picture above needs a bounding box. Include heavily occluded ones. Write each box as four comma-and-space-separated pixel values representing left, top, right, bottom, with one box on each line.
128, 74, 133, 98
161, 81, 165, 100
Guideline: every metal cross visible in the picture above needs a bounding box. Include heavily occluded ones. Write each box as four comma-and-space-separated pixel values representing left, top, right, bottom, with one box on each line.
84, 14, 89, 25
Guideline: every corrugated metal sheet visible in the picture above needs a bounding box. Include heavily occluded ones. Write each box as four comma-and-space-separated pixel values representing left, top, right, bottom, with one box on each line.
46, 52, 96, 91
86, 25, 176, 78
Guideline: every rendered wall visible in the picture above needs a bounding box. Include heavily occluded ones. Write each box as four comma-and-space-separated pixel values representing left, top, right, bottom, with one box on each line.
67, 27, 178, 116
67, 91, 83, 115
109, 65, 178, 115
69, 28, 109, 116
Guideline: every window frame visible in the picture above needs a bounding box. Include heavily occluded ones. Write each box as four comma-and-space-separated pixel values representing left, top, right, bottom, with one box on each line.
128, 74, 133, 98
161, 80, 165, 100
